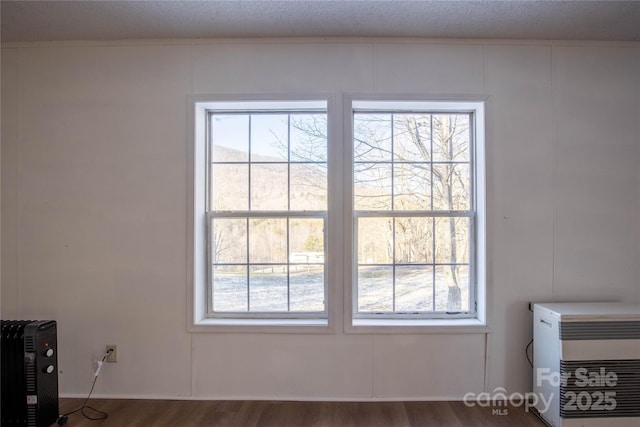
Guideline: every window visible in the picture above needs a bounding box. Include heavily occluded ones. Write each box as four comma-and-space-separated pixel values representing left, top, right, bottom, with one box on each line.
190, 96, 485, 331
204, 101, 328, 321
189, 98, 331, 330
350, 101, 484, 322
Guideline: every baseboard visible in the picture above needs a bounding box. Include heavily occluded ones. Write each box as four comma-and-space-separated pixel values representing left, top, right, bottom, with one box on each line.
60, 393, 465, 402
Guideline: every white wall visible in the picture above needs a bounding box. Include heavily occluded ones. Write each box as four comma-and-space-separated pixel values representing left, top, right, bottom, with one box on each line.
2, 39, 639, 400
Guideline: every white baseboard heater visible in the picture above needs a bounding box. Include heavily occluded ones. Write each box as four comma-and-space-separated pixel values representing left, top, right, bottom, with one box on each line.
532, 303, 640, 427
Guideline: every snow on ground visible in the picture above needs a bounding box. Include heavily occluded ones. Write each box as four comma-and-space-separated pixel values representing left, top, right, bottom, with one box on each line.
212, 265, 469, 312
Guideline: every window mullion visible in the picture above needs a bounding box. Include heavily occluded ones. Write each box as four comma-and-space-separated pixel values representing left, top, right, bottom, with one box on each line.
248, 114, 252, 211
432, 216, 436, 312
353, 210, 474, 218
286, 216, 291, 312
286, 115, 291, 312
246, 217, 250, 311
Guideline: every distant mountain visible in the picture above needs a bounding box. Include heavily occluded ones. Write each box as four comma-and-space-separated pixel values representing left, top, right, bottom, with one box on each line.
211, 144, 327, 211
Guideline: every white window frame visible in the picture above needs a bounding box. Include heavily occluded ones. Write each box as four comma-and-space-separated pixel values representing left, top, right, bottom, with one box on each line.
188, 94, 487, 333
343, 96, 487, 333
188, 95, 337, 333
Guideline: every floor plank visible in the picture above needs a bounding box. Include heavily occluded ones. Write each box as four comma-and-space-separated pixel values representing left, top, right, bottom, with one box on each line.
58, 398, 548, 426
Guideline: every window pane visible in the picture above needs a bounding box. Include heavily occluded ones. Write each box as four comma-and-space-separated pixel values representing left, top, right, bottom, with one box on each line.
249, 218, 287, 263
435, 265, 469, 312
432, 114, 470, 162
211, 115, 249, 162
434, 217, 469, 264
394, 217, 433, 264
212, 218, 247, 264
250, 164, 288, 210
354, 163, 392, 210
432, 164, 470, 210
250, 114, 288, 162
289, 218, 324, 256
358, 217, 393, 264
249, 265, 288, 311
358, 266, 393, 312
395, 266, 434, 312
394, 163, 431, 210
354, 114, 392, 161
290, 114, 327, 162
213, 265, 247, 312
290, 267, 324, 312
211, 164, 248, 210
393, 114, 431, 162
290, 163, 327, 210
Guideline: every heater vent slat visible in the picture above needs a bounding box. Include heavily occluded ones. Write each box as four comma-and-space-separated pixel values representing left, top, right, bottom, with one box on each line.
560, 359, 640, 418
25, 335, 35, 352
559, 321, 640, 340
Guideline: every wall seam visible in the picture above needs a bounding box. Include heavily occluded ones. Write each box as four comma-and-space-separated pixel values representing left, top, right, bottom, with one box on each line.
16, 47, 23, 317
481, 43, 490, 393
637, 47, 640, 304
637, 47, 640, 303
371, 334, 376, 398
550, 44, 557, 300
189, 41, 196, 399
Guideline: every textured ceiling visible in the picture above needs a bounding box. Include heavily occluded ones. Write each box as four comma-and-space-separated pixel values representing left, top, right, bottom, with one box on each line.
2, 0, 639, 42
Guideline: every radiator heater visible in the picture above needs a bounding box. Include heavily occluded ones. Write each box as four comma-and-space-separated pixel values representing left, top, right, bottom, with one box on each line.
1, 320, 59, 427
533, 303, 640, 427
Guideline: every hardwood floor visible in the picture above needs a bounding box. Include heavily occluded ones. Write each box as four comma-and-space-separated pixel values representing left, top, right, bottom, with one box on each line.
58, 399, 548, 426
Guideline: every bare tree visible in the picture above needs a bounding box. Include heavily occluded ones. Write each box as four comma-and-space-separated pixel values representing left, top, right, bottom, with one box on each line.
356, 113, 470, 311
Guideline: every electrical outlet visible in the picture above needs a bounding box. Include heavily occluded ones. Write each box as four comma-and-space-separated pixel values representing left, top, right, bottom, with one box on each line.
105, 345, 118, 362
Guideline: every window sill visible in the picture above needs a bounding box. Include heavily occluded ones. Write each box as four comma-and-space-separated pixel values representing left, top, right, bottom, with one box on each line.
189, 317, 332, 334
346, 318, 490, 334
